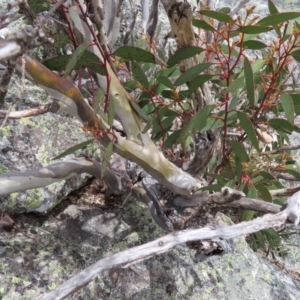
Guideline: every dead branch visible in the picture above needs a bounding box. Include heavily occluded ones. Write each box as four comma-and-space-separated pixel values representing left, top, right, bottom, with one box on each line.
37, 194, 300, 300
0, 102, 60, 119
269, 186, 300, 198
264, 144, 300, 155
0, 157, 124, 196
273, 172, 299, 181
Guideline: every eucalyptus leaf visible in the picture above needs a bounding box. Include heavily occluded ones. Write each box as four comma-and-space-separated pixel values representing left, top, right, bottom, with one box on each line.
237, 112, 260, 151
167, 46, 204, 67
52, 139, 95, 160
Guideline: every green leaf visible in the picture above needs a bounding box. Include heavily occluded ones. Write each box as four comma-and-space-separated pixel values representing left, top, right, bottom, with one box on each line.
152, 115, 176, 135
101, 142, 113, 178
130, 101, 149, 121
200, 10, 234, 23
65, 42, 89, 74
192, 19, 215, 31
167, 46, 203, 67
235, 156, 242, 181
237, 26, 272, 34
52, 139, 95, 160
263, 228, 280, 249
114, 46, 156, 63
176, 105, 215, 144
201, 117, 224, 131
240, 40, 268, 50
132, 62, 149, 88
280, 92, 295, 124
164, 130, 181, 149
229, 92, 239, 110
231, 141, 250, 162
256, 184, 272, 202
227, 76, 244, 92
289, 93, 300, 115
268, 0, 278, 14
244, 56, 255, 108
174, 63, 212, 86
157, 76, 174, 89
142, 115, 155, 134
247, 184, 257, 198
291, 49, 300, 63
268, 118, 294, 134
219, 7, 231, 14
241, 210, 256, 221
283, 168, 300, 180
237, 112, 260, 151
188, 74, 214, 94
257, 13, 300, 26
43, 51, 106, 75
259, 171, 275, 180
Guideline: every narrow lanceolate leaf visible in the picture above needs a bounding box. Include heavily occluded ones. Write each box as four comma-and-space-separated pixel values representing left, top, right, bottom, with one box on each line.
237, 26, 272, 34
268, 0, 279, 14
43, 51, 106, 75
268, 118, 295, 134
237, 112, 260, 151
114, 46, 156, 63
231, 141, 250, 162
199, 10, 234, 23
259, 171, 275, 180
280, 92, 295, 124
167, 46, 203, 67
188, 74, 214, 94
227, 77, 244, 92
241, 210, 256, 221
132, 62, 149, 88
289, 93, 300, 115
235, 156, 242, 181
176, 105, 215, 144
256, 184, 272, 202
192, 19, 215, 31
244, 57, 255, 108
52, 139, 95, 160
65, 42, 89, 74
240, 40, 267, 50
157, 76, 175, 89
174, 63, 212, 86
257, 13, 300, 27
101, 142, 113, 178
291, 49, 300, 63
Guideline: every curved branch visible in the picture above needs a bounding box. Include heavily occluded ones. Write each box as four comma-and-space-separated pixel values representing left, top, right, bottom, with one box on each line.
37, 194, 300, 300
0, 157, 124, 196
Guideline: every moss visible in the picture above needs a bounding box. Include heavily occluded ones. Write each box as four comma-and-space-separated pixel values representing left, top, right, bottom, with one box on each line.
19, 118, 36, 127
11, 277, 21, 284
24, 189, 43, 209
1, 126, 10, 136
0, 164, 8, 174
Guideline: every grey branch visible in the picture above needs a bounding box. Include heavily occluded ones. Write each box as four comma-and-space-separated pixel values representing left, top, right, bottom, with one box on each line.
37, 193, 300, 300
0, 157, 124, 196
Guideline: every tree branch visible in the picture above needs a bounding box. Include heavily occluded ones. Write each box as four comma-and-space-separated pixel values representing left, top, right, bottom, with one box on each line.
37, 194, 300, 300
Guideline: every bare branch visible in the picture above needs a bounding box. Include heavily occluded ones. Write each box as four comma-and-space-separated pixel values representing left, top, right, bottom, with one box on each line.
147, 0, 159, 41
269, 186, 300, 198
264, 144, 300, 155
0, 157, 124, 196
37, 195, 300, 300
273, 172, 299, 181
0, 102, 60, 119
